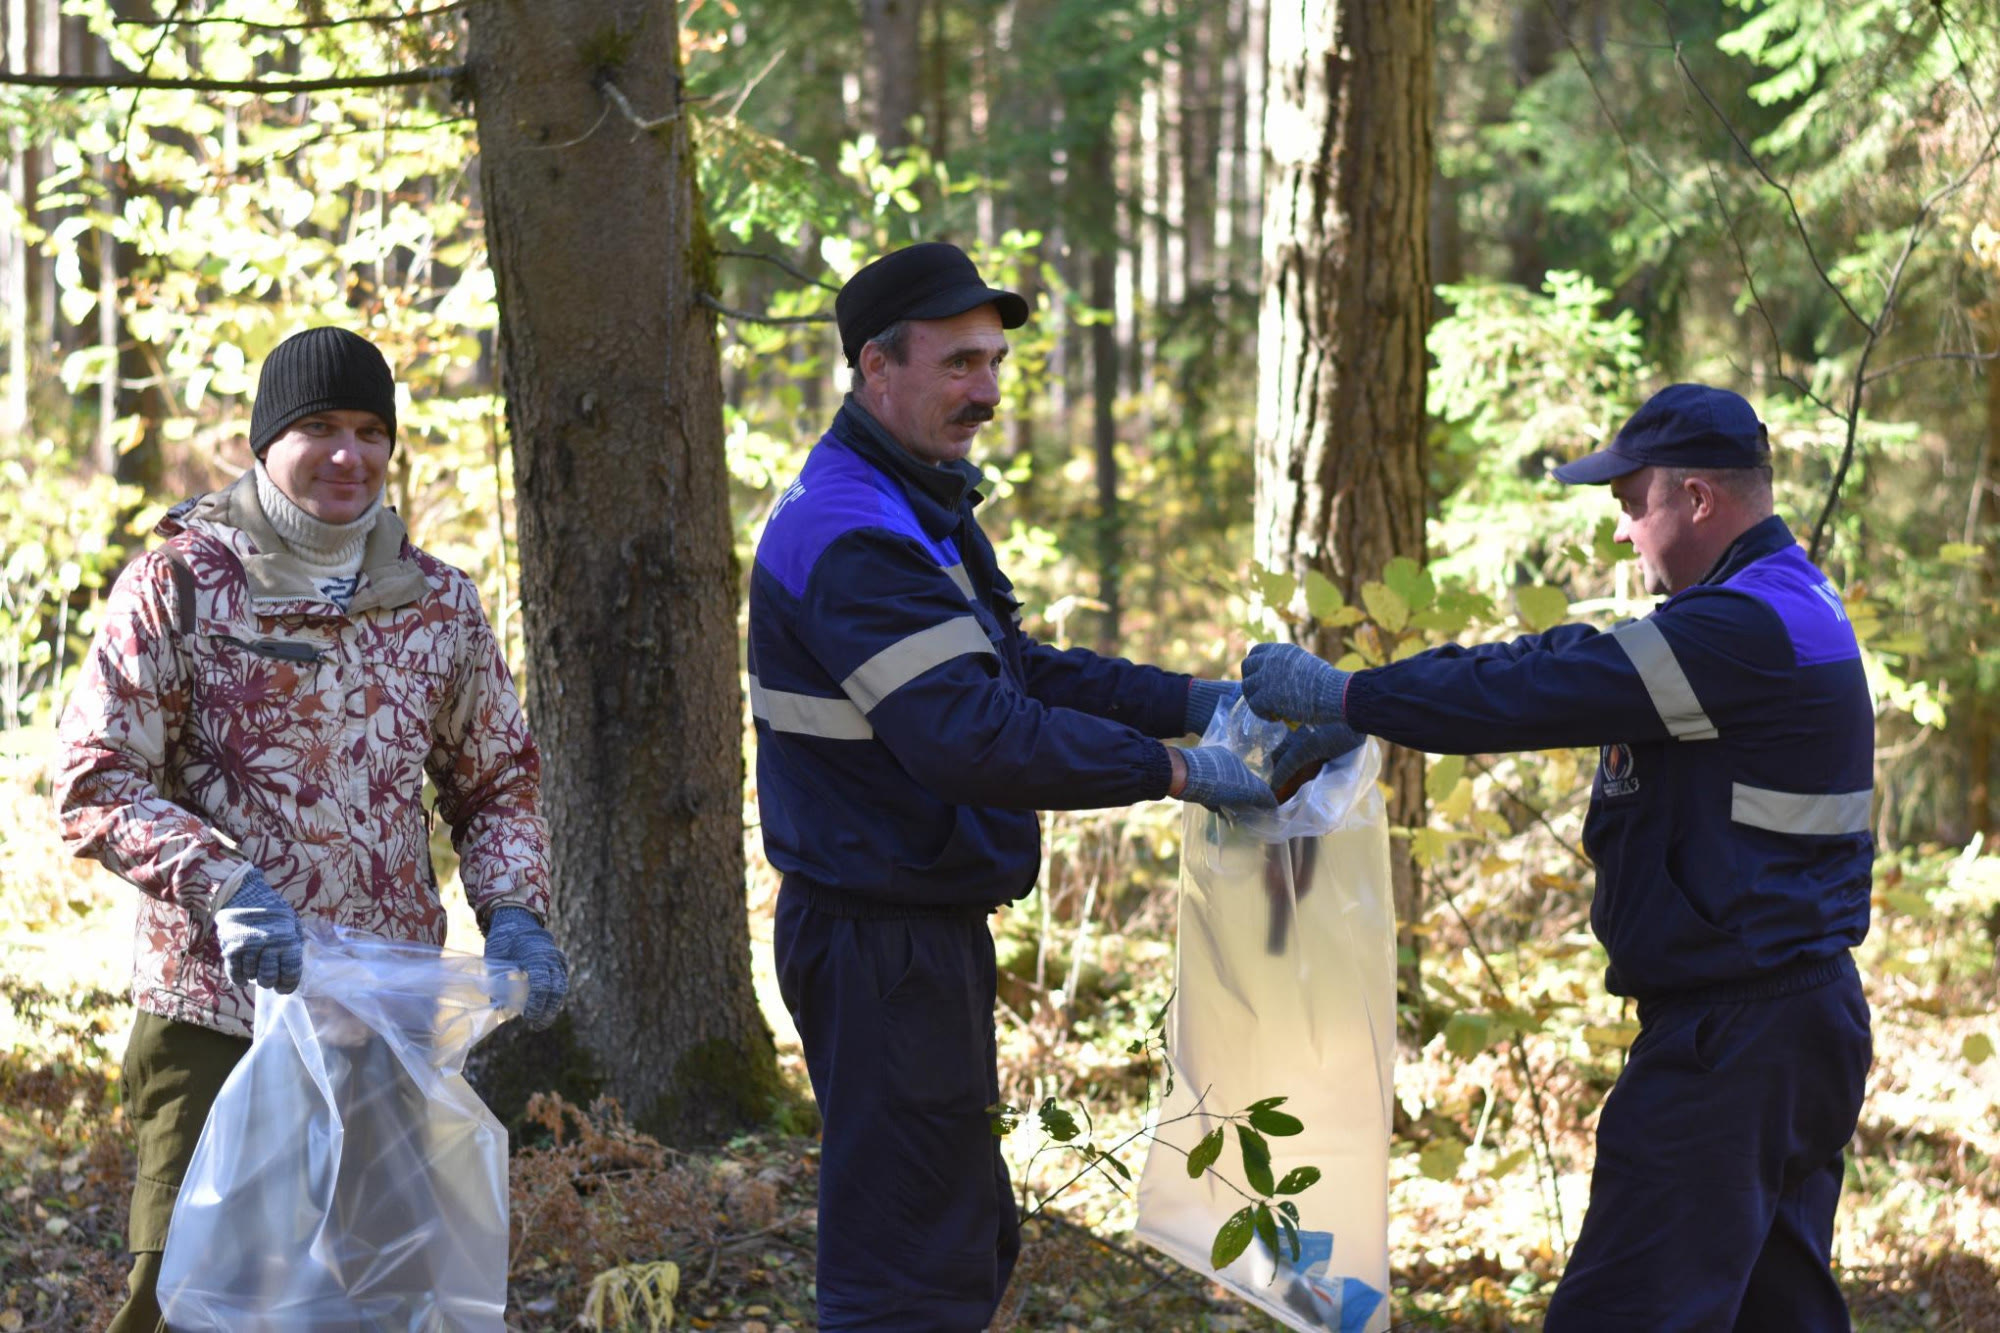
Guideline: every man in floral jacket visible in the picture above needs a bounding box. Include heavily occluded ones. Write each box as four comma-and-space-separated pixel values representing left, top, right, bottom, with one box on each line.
55, 327, 569, 1332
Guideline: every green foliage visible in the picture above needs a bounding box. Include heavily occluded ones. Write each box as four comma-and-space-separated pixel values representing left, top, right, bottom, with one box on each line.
0, 438, 143, 729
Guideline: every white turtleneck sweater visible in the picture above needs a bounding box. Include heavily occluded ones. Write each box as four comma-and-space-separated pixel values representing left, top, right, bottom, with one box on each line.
255, 463, 381, 610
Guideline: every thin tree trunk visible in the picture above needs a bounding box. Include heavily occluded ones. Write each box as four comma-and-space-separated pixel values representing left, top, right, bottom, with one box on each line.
3, 0, 31, 438
466, 0, 779, 1145
1087, 130, 1122, 654
1254, 0, 1433, 1001
862, 0, 922, 153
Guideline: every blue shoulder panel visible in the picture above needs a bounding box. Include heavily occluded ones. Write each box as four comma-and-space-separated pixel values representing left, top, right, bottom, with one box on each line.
755, 434, 960, 597
1723, 545, 1860, 667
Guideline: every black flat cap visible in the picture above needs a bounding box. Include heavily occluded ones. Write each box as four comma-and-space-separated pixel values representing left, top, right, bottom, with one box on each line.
836, 242, 1029, 366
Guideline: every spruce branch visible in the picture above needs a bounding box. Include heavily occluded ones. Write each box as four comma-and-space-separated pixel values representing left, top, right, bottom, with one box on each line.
0, 66, 464, 93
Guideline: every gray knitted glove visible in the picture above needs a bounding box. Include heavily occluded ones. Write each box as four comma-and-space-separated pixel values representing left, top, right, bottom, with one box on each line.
1184, 679, 1241, 735
1240, 642, 1351, 725
484, 906, 570, 1030
1270, 720, 1366, 796
215, 869, 305, 993
1177, 746, 1277, 814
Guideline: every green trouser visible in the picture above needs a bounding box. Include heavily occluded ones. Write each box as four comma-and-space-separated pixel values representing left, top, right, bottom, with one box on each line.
106, 1011, 250, 1333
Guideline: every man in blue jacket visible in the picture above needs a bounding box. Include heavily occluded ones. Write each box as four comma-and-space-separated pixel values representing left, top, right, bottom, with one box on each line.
749, 242, 1272, 1330
1241, 384, 1873, 1331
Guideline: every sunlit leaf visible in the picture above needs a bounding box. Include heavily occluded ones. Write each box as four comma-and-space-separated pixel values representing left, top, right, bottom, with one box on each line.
1361, 581, 1410, 633
1418, 1136, 1467, 1181
1515, 585, 1570, 632
1304, 569, 1344, 622
1382, 556, 1435, 612
1443, 1011, 1491, 1060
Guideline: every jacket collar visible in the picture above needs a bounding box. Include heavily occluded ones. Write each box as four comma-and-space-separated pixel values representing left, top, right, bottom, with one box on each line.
831, 396, 985, 541
1695, 513, 1796, 588
161, 471, 428, 613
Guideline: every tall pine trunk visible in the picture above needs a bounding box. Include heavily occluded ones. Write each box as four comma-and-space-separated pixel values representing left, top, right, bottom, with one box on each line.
465, 0, 780, 1144
1253, 0, 1434, 1001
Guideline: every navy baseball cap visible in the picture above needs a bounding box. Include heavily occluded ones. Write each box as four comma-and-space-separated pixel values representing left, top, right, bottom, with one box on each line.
1552, 384, 1770, 484
836, 242, 1029, 366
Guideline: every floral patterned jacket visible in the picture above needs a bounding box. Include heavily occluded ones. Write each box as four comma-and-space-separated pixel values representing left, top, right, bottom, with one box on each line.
56, 471, 551, 1038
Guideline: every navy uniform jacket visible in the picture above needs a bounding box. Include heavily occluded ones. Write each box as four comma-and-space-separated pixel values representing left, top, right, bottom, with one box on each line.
748, 400, 1187, 911
1346, 516, 1873, 998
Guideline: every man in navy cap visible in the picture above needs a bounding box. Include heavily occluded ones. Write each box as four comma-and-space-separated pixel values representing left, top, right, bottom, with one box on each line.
747, 242, 1274, 1328
1239, 384, 1874, 1330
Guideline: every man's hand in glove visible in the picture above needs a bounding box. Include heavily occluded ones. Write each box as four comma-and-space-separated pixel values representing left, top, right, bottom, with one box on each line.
1270, 720, 1366, 801
484, 906, 571, 1030
1240, 642, 1350, 726
1170, 745, 1278, 815
215, 869, 305, 993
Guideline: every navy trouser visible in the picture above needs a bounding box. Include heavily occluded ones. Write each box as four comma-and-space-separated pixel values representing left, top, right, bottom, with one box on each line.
775, 882, 1020, 1331
1546, 956, 1872, 1332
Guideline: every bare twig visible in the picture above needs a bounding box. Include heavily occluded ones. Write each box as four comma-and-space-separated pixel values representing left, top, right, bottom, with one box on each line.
598, 77, 677, 137
1427, 868, 1570, 1256
697, 292, 833, 325
114, 1, 470, 32
0, 65, 464, 93
1466, 755, 1592, 869
724, 46, 786, 121
717, 248, 841, 292
1659, 6, 1874, 336
1861, 346, 2000, 388
1542, 0, 1688, 246
1810, 137, 2000, 559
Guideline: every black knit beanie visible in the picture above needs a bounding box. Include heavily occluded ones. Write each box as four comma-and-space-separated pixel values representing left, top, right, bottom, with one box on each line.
249, 327, 398, 458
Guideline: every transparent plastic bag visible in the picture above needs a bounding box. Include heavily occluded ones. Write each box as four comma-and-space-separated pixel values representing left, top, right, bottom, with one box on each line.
158, 923, 525, 1332
1135, 701, 1396, 1333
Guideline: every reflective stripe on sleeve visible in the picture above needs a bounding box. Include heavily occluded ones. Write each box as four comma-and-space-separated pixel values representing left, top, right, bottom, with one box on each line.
942, 563, 976, 601
842, 616, 996, 712
1731, 784, 1872, 836
1610, 619, 1719, 741
749, 675, 874, 740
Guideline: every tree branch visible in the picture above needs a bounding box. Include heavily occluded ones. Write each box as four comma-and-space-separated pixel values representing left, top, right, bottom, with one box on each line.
0, 66, 464, 93
113, 1, 470, 32
1862, 346, 2000, 388
1543, 0, 1688, 246
716, 248, 840, 293
697, 292, 832, 324
1658, 5, 1874, 336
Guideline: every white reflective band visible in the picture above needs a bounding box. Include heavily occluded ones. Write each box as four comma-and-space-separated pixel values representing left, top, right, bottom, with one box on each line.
942, 563, 976, 601
1731, 784, 1872, 836
748, 675, 874, 740
842, 616, 996, 712
1612, 620, 1719, 741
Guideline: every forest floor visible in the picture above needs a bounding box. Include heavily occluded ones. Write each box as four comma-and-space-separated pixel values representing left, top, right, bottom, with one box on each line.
1, 742, 1997, 1332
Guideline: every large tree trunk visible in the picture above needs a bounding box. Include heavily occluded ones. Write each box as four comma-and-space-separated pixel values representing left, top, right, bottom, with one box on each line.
465, 0, 779, 1145
1253, 0, 1433, 1000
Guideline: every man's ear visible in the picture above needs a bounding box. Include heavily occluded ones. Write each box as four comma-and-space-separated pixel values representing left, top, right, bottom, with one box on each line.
1686, 475, 1719, 521
857, 340, 884, 386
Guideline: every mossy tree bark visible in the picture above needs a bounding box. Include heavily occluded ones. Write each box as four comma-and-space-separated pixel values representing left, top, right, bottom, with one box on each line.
466, 0, 780, 1144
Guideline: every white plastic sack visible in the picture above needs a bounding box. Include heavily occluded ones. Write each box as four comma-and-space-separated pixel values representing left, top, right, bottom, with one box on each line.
158, 923, 524, 1332
1136, 701, 1396, 1333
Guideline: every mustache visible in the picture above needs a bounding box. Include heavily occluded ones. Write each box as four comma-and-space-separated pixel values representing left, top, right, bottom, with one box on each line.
952, 404, 996, 425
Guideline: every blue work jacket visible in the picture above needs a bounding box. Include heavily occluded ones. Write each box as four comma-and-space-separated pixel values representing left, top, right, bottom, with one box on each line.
748, 400, 1186, 911
1347, 516, 1873, 998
